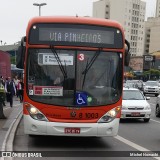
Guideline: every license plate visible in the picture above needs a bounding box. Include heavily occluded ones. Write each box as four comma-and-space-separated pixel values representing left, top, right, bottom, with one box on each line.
131, 112, 140, 116
64, 128, 80, 134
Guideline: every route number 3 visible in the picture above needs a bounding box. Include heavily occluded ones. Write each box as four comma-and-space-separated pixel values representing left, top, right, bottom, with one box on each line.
78, 54, 84, 61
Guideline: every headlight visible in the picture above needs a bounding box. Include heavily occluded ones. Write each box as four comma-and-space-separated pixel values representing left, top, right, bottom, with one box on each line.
25, 103, 48, 121
98, 106, 121, 123
145, 105, 151, 110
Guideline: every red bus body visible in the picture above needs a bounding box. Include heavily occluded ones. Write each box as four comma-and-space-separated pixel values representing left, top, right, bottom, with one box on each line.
23, 16, 125, 137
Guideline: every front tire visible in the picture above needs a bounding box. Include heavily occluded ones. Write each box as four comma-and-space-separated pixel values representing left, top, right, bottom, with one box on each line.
156, 105, 160, 117
144, 118, 150, 122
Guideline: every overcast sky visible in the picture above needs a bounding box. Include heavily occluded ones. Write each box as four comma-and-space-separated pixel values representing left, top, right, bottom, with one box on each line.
0, 0, 157, 45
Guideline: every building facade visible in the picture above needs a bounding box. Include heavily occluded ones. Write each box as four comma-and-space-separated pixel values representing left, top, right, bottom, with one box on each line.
0, 43, 20, 65
144, 17, 160, 54
129, 56, 143, 71
156, 0, 160, 17
93, 0, 146, 57
0, 50, 11, 79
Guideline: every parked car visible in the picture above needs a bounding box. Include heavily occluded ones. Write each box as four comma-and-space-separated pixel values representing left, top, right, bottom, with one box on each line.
155, 95, 160, 117
121, 87, 151, 122
143, 81, 160, 96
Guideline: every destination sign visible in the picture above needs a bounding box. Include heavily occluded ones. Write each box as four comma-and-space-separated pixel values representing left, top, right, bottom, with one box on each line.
39, 28, 114, 45
29, 24, 123, 48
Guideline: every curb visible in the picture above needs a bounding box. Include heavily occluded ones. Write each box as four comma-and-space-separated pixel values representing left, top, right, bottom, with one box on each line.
1, 109, 23, 160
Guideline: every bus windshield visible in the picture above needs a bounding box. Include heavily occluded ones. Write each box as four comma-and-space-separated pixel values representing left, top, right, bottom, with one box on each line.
27, 49, 122, 106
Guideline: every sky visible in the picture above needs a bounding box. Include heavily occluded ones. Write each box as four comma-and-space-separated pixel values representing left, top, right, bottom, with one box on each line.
0, 0, 157, 45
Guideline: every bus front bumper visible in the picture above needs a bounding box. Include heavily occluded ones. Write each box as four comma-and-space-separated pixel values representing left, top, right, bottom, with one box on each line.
24, 115, 119, 137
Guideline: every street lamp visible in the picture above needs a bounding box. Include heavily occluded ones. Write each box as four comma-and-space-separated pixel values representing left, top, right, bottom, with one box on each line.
33, 3, 47, 16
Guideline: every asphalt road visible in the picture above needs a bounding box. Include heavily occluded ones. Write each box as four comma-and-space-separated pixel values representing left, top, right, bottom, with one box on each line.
12, 95, 160, 160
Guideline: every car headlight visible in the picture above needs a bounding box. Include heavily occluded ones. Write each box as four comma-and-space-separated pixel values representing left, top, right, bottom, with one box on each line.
25, 103, 48, 121
98, 106, 121, 123
145, 105, 151, 110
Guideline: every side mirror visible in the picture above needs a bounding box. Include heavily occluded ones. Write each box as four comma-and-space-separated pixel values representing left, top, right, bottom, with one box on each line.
16, 36, 26, 69
124, 39, 131, 66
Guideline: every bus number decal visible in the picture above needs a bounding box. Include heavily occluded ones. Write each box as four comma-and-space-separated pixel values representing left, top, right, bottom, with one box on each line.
78, 113, 99, 119
78, 53, 84, 61
86, 113, 99, 119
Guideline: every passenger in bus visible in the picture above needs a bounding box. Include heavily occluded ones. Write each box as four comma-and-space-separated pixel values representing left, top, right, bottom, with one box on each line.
53, 69, 63, 86
54, 77, 61, 85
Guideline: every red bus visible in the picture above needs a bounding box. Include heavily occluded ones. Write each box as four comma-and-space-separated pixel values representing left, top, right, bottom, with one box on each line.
17, 16, 130, 137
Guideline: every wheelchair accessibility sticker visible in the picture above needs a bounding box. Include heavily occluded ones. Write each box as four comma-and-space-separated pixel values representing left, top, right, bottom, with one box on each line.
76, 92, 87, 105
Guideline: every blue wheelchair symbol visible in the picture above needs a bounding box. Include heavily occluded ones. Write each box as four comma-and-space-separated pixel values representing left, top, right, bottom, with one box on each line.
76, 92, 87, 105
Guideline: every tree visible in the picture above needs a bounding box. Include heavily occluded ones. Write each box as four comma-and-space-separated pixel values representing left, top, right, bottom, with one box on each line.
143, 69, 160, 80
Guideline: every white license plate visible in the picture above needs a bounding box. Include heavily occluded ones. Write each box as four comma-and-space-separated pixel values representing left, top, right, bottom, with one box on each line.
64, 128, 80, 134
131, 112, 140, 116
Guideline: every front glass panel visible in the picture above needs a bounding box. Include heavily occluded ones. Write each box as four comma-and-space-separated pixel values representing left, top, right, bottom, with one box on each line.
123, 90, 145, 100
27, 49, 122, 107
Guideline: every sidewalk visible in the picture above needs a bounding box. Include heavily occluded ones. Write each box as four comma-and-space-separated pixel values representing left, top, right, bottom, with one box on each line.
0, 96, 23, 151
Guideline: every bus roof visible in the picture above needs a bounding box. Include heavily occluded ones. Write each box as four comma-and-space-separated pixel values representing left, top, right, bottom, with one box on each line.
27, 16, 123, 32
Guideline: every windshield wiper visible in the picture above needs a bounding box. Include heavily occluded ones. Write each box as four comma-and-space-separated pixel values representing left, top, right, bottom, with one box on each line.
50, 46, 67, 79
82, 48, 102, 88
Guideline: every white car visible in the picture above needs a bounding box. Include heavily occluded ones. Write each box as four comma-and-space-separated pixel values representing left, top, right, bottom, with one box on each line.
121, 87, 151, 122
143, 81, 159, 97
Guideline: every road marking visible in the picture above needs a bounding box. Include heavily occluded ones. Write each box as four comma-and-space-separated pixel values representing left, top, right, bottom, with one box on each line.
115, 135, 160, 160
150, 119, 160, 124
